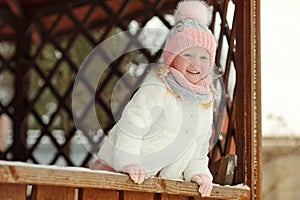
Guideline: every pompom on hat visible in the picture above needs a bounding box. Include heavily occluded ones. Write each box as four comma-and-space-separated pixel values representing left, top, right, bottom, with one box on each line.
163, 0, 217, 67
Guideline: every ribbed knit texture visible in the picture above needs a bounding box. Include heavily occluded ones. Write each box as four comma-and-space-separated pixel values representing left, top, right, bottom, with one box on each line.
169, 67, 211, 95
163, 0, 217, 68
164, 27, 216, 67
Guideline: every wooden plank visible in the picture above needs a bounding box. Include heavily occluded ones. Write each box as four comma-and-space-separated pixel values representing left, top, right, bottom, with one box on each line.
161, 194, 188, 200
216, 155, 236, 185
0, 161, 250, 199
252, 0, 262, 198
0, 183, 26, 200
31, 185, 75, 200
123, 191, 154, 200
80, 188, 119, 200
194, 197, 214, 200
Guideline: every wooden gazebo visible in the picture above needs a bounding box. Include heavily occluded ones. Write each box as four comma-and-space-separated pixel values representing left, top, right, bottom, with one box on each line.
0, 0, 261, 199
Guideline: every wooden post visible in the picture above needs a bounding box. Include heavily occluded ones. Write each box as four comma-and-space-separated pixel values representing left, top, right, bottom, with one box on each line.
252, 0, 262, 198
234, 0, 261, 199
12, 6, 30, 162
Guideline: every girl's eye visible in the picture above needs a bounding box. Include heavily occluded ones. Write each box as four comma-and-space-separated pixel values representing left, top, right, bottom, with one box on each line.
182, 53, 192, 57
200, 56, 208, 60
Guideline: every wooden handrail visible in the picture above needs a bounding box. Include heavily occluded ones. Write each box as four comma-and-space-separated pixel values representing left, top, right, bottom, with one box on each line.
0, 161, 250, 199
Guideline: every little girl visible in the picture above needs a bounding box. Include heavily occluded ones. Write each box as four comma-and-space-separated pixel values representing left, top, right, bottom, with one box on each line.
92, 0, 217, 197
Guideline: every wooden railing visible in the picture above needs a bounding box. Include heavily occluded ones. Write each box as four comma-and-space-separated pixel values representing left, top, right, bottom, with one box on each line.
0, 161, 250, 200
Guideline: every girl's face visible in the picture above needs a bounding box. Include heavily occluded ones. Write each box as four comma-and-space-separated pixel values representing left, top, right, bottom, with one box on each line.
172, 46, 211, 84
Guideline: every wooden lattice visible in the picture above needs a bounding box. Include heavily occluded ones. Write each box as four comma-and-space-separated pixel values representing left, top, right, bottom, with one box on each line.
0, 0, 261, 194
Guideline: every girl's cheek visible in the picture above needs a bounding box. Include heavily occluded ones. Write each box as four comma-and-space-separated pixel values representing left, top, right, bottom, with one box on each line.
199, 66, 210, 75
202, 63, 212, 74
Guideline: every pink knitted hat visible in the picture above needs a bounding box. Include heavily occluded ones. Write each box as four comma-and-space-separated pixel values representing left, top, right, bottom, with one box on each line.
163, 0, 217, 67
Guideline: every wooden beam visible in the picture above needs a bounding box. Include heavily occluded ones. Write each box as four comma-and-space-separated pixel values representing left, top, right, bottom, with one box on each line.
0, 161, 250, 199
3, 0, 24, 18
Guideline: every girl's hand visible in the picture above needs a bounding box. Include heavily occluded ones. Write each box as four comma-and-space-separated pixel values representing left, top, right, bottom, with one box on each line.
191, 174, 213, 197
122, 164, 149, 184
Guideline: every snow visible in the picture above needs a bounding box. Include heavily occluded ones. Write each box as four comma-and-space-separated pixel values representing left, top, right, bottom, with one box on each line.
0, 160, 125, 176
213, 183, 250, 190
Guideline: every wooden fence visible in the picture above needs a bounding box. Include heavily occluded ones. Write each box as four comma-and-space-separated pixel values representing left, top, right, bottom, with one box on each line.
0, 161, 249, 200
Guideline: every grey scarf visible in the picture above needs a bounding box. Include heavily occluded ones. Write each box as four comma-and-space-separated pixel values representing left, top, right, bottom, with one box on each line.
165, 73, 210, 102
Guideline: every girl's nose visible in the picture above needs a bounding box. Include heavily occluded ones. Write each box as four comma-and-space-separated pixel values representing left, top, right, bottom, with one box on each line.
191, 60, 201, 69
190, 58, 199, 67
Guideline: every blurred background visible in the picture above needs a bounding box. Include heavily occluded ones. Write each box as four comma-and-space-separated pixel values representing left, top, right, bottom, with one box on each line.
261, 0, 300, 199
